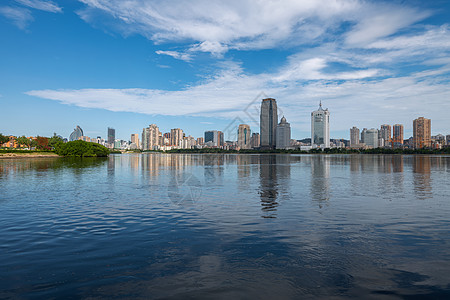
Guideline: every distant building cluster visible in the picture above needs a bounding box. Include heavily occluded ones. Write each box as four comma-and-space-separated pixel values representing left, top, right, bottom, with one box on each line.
350, 116, 444, 150
4, 97, 448, 151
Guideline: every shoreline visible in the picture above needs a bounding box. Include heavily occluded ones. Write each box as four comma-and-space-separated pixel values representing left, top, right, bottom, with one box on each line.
0, 153, 60, 159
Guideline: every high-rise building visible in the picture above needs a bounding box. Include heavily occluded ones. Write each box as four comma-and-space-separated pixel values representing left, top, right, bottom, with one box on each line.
142, 124, 160, 150
446, 135, 450, 146
131, 134, 140, 148
380, 124, 391, 146
204, 130, 218, 146
276, 116, 291, 149
114, 139, 122, 149
260, 98, 278, 149
69, 125, 83, 141
393, 124, 404, 145
360, 128, 367, 144
311, 102, 330, 148
251, 133, 260, 148
197, 137, 204, 145
217, 131, 224, 147
350, 126, 360, 146
238, 124, 251, 149
107, 127, 115, 146
170, 128, 184, 147
181, 136, 196, 149
363, 128, 379, 148
413, 117, 431, 148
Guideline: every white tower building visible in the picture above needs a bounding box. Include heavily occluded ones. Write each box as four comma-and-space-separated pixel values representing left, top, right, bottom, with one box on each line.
311, 102, 330, 148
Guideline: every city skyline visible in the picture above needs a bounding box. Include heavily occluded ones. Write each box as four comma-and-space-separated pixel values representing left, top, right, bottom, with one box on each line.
1, 1, 450, 140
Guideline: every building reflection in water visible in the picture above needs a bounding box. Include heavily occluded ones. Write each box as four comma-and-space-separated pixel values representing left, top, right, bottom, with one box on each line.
413, 156, 432, 199
236, 154, 252, 192
310, 156, 330, 208
259, 155, 278, 218
203, 154, 225, 185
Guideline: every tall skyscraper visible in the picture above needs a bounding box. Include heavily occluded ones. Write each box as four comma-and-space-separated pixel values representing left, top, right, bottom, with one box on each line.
170, 128, 184, 147
311, 102, 330, 148
238, 124, 251, 149
379, 124, 391, 146
142, 124, 160, 150
131, 134, 140, 148
69, 125, 83, 141
276, 116, 291, 149
107, 127, 115, 146
217, 131, 224, 147
251, 133, 260, 148
260, 98, 278, 149
413, 117, 431, 148
393, 124, 404, 145
350, 126, 360, 146
204, 130, 218, 146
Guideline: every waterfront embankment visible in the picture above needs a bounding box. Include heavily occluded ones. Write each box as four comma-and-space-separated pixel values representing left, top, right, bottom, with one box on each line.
0, 152, 59, 159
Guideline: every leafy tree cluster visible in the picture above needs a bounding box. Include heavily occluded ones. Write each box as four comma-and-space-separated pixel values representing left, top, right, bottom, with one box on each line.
48, 133, 64, 149
0, 133, 9, 145
15, 136, 37, 149
35, 136, 50, 150
54, 140, 109, 157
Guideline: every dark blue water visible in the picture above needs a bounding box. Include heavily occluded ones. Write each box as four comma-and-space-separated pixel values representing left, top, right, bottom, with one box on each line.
1, 154, 450, 299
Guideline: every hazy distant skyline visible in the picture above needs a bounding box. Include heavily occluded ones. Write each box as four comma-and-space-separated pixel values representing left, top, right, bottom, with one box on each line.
1, 0, 449, 140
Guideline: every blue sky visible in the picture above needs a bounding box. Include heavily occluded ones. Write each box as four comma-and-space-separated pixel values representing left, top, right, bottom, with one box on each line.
1, 0, 449, 141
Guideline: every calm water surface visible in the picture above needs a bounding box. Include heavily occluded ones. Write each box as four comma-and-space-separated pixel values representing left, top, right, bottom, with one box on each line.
1, 154, 450, 299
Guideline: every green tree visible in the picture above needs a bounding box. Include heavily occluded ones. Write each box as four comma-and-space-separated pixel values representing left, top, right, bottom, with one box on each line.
0, 133, 9, 146
48, 133, 64, 150
15, 136, 29, 148
54, 140, 109, 157
14, 136, 37, 149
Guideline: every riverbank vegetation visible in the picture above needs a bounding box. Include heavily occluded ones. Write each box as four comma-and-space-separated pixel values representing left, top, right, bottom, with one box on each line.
53, 140, 110, 157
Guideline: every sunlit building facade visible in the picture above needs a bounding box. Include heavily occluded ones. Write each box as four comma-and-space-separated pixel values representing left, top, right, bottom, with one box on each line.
413, 117, 431, 149
170, 128, 184, 147
142, 124, 160, 150
393, 124, 404, 145
238, 124, 251, 149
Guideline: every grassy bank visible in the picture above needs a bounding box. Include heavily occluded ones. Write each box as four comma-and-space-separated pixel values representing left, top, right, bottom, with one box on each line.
0, 151, 59, 159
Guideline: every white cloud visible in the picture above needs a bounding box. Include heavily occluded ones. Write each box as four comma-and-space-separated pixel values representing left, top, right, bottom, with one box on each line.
366, 25, 450, 50
155, 50, 193, 62
273, 57, 381, 81
26, 59, 450, 135
76, 0, 429, 56
0, 6, 33, 29
15, 0, 62, 13
345, 5, 430, 46
1, 0, 62, 29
